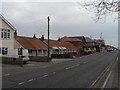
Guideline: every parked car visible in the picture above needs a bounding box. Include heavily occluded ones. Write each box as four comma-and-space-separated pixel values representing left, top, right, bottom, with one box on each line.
106, 47, 113, 52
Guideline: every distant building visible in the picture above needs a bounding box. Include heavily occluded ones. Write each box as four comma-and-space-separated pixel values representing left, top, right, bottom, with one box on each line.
60, 36, 85, 55
84, 37, 106, 52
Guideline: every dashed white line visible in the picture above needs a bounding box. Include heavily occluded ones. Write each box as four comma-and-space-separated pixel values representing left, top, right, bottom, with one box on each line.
65, 64, 80, 70
53, 72, 56, 74
116, 57, 118, 61
18, 81, 25, 85
3, 73, 10, 77
27, 79, 34, 82
42, 74, 49, 78
33, 78, 36, 80
65, 67, 71, 70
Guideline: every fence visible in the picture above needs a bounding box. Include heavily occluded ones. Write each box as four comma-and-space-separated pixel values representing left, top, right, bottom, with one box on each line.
1, 57, 21, 65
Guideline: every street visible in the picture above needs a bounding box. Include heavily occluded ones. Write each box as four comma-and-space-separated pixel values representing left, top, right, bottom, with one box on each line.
2, 51, 118, 88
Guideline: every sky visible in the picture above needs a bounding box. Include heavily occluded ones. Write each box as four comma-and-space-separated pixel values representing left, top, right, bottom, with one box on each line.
1, 0, 118, 47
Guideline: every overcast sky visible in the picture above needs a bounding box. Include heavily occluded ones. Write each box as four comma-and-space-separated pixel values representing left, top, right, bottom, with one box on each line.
1, 0, 118, 47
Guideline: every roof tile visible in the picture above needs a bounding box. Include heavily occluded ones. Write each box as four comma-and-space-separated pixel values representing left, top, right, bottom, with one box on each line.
16, 36, 48, 50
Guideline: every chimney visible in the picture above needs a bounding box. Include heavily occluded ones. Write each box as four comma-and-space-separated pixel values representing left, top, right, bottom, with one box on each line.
14, 30, 17, 38
41, 35, 44, 41
33, 34, 36, 38
58, 37, 61, 42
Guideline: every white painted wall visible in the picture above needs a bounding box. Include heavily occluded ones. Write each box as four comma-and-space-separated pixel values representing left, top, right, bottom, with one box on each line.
28, 49, 48, 56
0, 17, 15, 55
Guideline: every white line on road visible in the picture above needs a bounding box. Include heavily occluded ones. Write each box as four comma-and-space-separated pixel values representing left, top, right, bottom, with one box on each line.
53, 72, 56, 74
102, 71, 112, 88
65, 67, 71, 70
18, 81, 25, 85
65, 64, 80, 70
27, 79, 34, 82
3, 73, 10, 77
116, 57, 118, 61
42, 74, 49, 78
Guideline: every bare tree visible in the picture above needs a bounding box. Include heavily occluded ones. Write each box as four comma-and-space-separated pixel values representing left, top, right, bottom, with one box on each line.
78, 0, 120, 21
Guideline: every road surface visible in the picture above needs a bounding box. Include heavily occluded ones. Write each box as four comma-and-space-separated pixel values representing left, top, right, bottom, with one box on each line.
2, 51, 118, 88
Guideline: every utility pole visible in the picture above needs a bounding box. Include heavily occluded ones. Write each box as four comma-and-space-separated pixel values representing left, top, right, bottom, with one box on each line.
48, 16, 50, 62
100, 32, 102, 40
100, 32, 103, 52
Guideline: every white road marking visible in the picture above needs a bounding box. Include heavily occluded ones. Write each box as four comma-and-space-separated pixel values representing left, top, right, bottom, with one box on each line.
18, 81, 25, 85
91, 80, 98, 87
33, 78, 36, 80
102, 71, 112, 88
71, 64, 79, 68
116, 57, 118, 61
27, 79, 34, 82
65, 67, 71, 70
53, 72, 56, 74
65, 64, 80, 70
42, 74, 49, 78
3, 73, 10, 77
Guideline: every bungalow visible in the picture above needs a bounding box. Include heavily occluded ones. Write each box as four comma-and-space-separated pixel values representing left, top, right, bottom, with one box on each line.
60, 36, 86, 55
15, 35, 48, 57
40, 35, 78, 58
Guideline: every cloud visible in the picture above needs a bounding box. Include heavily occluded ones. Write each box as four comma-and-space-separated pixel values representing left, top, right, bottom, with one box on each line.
1, 2, 118, 47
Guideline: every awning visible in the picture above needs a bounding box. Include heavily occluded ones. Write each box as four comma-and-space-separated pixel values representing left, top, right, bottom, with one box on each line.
61, 47, 66, 50
52, 47, 58, 49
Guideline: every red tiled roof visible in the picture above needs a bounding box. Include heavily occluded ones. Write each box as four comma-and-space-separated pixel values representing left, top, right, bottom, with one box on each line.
60, 36, 85, 47
43, 39, 78, 50
60, 36, 82, 42
16, 36, 48, 50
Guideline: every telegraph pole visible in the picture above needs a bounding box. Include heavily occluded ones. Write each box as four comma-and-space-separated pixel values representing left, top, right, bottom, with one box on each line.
48, 16, 50, 62
100, 32, 102, 40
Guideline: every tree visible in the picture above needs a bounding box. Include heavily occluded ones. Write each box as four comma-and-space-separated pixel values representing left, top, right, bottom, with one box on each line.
78, 0, 120, 21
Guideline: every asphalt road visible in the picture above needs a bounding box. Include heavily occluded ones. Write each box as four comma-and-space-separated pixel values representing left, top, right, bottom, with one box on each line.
2, 51, 118, 88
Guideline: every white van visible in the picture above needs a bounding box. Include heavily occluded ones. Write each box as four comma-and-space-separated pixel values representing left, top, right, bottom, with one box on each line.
7, 49, 29, 64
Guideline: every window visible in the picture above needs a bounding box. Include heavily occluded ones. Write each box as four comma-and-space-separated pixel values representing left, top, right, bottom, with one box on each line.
28, 50, 32, 54
7, 30, 10, 38
0, 48, 1, 54
1, 30, 3, 38
0, 47, 8, 55
1, 29, 10, 39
